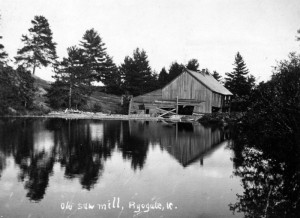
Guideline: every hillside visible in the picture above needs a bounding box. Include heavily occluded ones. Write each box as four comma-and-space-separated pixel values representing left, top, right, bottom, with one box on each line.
32, 75, 52, 112
32, 76, 124, 114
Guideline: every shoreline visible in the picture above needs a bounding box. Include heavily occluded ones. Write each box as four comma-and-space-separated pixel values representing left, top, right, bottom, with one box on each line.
1, 112, 160, 121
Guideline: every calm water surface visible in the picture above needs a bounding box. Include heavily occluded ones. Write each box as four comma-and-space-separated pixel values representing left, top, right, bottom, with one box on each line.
0, 118, 243, 218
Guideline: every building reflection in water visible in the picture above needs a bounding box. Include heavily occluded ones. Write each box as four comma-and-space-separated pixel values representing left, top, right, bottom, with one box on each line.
128, 121, 228, 167
0, 118, 228, 202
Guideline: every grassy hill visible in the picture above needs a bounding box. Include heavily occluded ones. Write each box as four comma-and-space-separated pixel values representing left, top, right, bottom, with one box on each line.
86, 91, 123, 114
32, 76, 124, 114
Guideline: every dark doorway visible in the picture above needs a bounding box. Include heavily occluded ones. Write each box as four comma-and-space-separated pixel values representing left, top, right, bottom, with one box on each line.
178, 105, 194, 115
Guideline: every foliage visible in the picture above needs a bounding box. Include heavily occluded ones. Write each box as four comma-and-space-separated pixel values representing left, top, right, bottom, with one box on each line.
80, 28, 107, 81
0, 65, 35, 114
168, 61, 185, 82
186, 59, 199, 71
46, 80, 69, 109
48, 46, 91, 109
16, 66, 35, 108
102, 54, 122, 95
245, 53, 300, 139
229, 53, 300, 217
158, 67, 169, 88
229, 136, 300, 218
225, 52, 255, 111
92, 103, 102, 112
15, 16, 57, 75
212, 70, 222, 81
0, 36, 8, 62
0, 15, 8, 62
120, 48, 158, 96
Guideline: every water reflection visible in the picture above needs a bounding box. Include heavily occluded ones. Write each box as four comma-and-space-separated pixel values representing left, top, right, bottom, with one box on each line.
128, 121, 228, 167
0, 118, 230, 207
229, 128, 300, 217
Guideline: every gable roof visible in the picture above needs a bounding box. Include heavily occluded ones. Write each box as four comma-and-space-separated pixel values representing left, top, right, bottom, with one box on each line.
186, 69, 233, 95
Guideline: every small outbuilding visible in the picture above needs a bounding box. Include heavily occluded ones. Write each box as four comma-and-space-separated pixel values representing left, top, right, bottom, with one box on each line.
129, 68, 232, 116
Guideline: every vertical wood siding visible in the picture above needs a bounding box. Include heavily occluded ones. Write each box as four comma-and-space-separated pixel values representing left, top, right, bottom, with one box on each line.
162, 72, 213, 113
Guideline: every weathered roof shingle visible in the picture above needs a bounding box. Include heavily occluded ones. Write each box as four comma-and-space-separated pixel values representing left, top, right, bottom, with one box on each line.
187, 69, 232, 95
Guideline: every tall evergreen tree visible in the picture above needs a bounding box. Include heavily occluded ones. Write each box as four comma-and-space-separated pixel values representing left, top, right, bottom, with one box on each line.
168, 61, 185, 82
225, 52, 255, 110
158, 67, 169, 87
0, 36, 8, 63
16, 66, 35, 108
186, 59, 199, 71
120, 48, 157, 96
102, 54, 122, 95
0, 65, 35, 114
0, 65, 18, 113
15, 15, 57, 75
0, 15, 8, 63
80, 28, 107, 82
48, 46, 90, 109
212, 70, 222, 81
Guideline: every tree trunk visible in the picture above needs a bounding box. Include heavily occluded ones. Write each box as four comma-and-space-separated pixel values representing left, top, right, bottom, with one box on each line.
33, 63, 36, 75
69, 84, 72, 109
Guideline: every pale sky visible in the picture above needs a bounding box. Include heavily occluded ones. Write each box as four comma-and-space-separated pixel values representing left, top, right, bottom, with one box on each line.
1, 0, 300, 82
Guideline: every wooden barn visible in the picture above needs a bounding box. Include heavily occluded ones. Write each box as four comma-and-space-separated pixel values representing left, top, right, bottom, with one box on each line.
129, 69, 232, 116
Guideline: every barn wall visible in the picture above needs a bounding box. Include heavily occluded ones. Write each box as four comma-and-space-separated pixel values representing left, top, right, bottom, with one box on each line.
162, 71, 213, 113
129, 71, 231, 114
212, 92, 223, 108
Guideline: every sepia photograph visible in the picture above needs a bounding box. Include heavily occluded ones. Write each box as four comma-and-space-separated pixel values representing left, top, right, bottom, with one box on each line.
0, 0, 300, 217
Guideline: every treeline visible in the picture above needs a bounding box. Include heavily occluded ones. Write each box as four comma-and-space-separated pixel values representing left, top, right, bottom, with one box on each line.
3, 15, 298, 115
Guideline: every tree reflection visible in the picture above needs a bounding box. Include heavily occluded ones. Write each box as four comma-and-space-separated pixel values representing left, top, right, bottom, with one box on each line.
46, 119, 110, 190
118, 121, 149, 170
230, 128, 300, 217
0, 118, 56, 202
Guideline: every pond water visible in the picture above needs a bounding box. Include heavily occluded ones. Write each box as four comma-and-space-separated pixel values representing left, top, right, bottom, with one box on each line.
0, 118, 243, 218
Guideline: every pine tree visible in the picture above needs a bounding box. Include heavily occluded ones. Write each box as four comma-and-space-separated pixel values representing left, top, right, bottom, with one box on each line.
225, 52, 255, 110
186, 59, 199, 71
158, 67, 169, 87
168, 62, 185, 82
49, 46, 91, 109
16, 66, 35, 108
102, 54, 122, 95
120, 48, 157, 96
0, 15, 8, 63
80, 28, 107, 82
212, 70, 222, 81
225, 52, 250, 96
0, 65, 35, 113
15, 16, 57, 75
0, 65, 18, 113
0, 36, 8, 63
